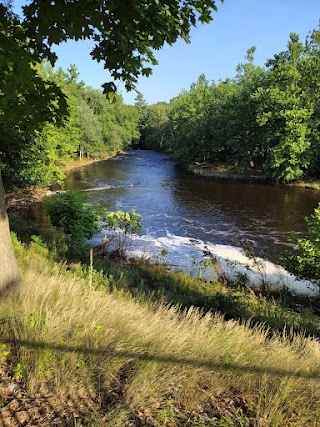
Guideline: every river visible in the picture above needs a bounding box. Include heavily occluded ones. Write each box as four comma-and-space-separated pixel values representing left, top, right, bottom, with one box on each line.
45, 150, 320, 293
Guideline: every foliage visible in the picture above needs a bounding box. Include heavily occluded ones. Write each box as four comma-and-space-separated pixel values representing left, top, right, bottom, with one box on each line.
284, 203, 320, 284
0, 5, 67, 189
148, 26, 320, 183
106, 209, 142, 235
255, 33, 313, 181
2, 0, 222, 190
158, 398, 175, 426
0, 5, 67, 129
44, 192, 102, 255
22, 0, 222, 92
10, 228, 320, 340
136, 98, 171, 151
1, 61, 141, 190
43, 192, 143, 259
106, 209, 143, 256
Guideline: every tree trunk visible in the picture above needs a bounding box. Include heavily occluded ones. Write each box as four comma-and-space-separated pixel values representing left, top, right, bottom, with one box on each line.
0, 171, 21, 293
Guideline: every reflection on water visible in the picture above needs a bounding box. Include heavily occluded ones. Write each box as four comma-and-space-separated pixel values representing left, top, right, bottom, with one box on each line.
31, 150, 320, 262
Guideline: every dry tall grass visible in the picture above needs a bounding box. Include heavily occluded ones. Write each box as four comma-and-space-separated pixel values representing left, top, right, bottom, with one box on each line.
1, 243, 320, 426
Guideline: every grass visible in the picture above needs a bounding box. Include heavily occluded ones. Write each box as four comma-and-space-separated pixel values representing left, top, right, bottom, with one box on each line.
8, 195, 320, 339
0, 236, 319, 425
89, 257, 320, 338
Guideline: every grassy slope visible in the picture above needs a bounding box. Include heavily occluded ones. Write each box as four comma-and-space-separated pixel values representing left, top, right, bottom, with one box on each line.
0, 237, 319, 426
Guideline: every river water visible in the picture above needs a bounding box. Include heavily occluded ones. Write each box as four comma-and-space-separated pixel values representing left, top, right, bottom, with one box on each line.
59, 150, 320, 293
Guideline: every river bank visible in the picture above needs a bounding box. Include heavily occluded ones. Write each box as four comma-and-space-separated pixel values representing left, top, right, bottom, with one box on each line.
25, 149, 320, 296
185, 163, 270, 183
186, 162, 320, 190
5, 151, 124, 211
60, 150, 124, 172
4, 160, 320, 425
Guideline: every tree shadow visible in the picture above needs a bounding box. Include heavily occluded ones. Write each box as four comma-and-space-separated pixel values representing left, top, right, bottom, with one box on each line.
0, 278, 21, 298
2, 338, 319, 381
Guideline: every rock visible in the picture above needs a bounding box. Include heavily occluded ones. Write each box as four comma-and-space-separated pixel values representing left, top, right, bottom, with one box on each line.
8, 401, 20, 411
3, 416, 18, 427
15, 411, 30, 425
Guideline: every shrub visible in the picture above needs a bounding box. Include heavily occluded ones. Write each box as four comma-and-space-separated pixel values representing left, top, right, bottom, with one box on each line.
283, 203, 320, 286
106, 209, 142, 257
44, 191, 102, 255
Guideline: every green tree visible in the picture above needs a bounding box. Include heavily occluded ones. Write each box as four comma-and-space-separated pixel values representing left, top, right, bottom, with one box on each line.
106, 209, 143, 257
134, 93, 148, 147
300, 28, 320, 176
0, 4, 67, 289
76, 100, 104, 159
254, 33, 313, 181
204, 78, 238, 164
140, 102, 170, 151
229, 47, 266, 168
169, 75, 213, 161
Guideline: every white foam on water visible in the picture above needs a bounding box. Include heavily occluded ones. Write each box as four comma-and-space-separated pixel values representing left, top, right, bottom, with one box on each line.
91, 230, 318, 296
81, 183, 135, 192
81, 185, 112, 192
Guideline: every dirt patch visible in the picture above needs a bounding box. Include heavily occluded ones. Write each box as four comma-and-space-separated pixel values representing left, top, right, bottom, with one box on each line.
133, 388, 255, 427
61, 151, 125, 172
0, 376, 255, 427
5, 189, 48, 213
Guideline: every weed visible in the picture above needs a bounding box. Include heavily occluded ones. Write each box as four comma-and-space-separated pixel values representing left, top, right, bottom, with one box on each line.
13, 361, 25, 380
0, 342, 9, 367
158, 398, 175, 426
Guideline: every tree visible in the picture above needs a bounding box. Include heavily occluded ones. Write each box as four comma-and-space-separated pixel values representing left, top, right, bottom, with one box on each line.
139, 102, 170, 150
300, 28, 320, 176
0, 4, 67, 290
0, 0, 222, 291
254, 33, 313, 181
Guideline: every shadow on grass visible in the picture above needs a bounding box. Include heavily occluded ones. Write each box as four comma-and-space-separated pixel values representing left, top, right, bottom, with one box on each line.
99, 259, 320, 339
3, 338, 319, 381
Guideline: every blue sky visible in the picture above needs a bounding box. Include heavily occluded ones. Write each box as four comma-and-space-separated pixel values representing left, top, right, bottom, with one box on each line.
14, 0, 320, 105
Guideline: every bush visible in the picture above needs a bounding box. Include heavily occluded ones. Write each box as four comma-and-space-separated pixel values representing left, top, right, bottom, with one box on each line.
106, 209, 142, 257
44, 191, 102, 255
283, 203, 320, 285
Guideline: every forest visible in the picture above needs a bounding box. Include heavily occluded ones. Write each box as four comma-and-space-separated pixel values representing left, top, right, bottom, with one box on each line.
138, 28, 320, 182
1, 62, 140, 191
3, 26, 320, 192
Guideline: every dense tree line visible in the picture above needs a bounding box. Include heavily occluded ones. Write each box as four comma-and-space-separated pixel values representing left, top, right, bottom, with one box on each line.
138, 27, 320, 182
1, 62, 140, 190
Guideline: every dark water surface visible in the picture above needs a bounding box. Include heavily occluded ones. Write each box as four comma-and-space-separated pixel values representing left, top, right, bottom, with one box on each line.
61, 150, 320, 262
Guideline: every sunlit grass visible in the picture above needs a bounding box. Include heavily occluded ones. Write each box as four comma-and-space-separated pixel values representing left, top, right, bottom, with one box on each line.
0, 238, 319, 425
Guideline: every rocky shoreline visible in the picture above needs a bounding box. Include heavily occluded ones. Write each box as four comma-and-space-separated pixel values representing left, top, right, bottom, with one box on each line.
185, 163, 269, 183
186, 162, 320, 190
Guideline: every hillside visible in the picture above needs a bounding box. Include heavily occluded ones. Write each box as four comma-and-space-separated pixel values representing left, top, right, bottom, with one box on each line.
0, 237, 319, 426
